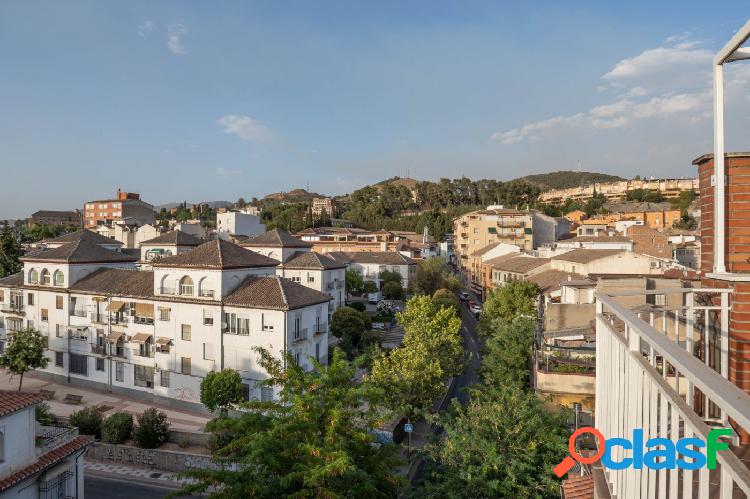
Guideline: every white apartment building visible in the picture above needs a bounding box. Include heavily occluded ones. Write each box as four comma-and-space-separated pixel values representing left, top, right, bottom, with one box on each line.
0, 391, 91, 499
327, 251, 417, 290
240, 228, 313, 262
554, 235, 634, 252
216, 210, 265, 240
0, 232, 332, 409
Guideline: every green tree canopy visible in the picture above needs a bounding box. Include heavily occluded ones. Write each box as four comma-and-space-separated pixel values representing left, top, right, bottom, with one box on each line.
177, 348, 401, 498
330, 306, 367, 358
432, 288, 459, 313
0, 222, 22, 278
0, 328, 49, 390
345, 269, 364, 294
411, 257, 457, 296
480, 281, 539, 330
200, 369, 244, 416
382, 280, 404, 300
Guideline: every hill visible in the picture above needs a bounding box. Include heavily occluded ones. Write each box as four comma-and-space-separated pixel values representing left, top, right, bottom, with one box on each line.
262, 188, 324, 204
519, 171, 625, 191
373, 176, 420, 191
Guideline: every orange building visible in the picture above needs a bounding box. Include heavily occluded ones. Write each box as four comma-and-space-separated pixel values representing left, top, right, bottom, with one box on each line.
83, 190, 155, 228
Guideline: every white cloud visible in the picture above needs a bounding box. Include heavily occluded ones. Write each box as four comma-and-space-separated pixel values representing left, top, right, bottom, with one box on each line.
214, 167, 241, 178
138, 20, 155, 38
167, 23, 188, 55
217, 115, 274, 143
490, 36, 728, 145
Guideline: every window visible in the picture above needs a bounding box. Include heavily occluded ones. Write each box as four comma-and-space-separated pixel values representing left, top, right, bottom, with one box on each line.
96, 358, 105, 371
181, 357, 191, 375
159, 308, 170, 321
315, 342, 320, 362
160, 371, 170, 387
116, 362, 125, 382
261, 386, 273, 402
53, 270, 64, 287
181, 324, 191, 341
203, 310, 213, 326
307, 273, 314, 283
55, 351, 64, 367
69, 354, 88, 376
291, 276, 301, 283
262, 314, 273, 331
41, 308, 48, 322
29, 269, 38, 284
26, 319, 34, 329
56, 295, 63, 310
40, 269, 50, 285
27, 293, 34, 306
294, 352, 301, 365
179, 276, 194, 296
134, 365, 154, 388
203, 343, 214, 361
241, 383, 250, 401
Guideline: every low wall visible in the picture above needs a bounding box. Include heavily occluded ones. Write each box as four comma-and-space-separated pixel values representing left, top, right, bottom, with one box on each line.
168, 429, 211, 447
86, 442, 217, 472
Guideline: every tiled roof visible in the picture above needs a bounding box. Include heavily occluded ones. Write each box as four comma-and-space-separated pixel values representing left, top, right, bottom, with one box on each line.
0, 435, 93, 493
527, 270, 586, 293
564, 235, 631, 243
40, 229, 122, 246
327, 251, 416, 265
21, 238, 137, 264
70, 269, 154, 299
0, 390, 42, 416
152, 239, 279, 269
31, 210, 79, 218
140, 230, 203, 246
561, 475, 594, 499
551, 249, 624, 264
241, 228, 312, 248
279, 251, 346, 270
224, 276, 331, 310
482, 253, 518, 267
469, 242, 502, 257
491, 256, 549, 273
0, 272, 23, 287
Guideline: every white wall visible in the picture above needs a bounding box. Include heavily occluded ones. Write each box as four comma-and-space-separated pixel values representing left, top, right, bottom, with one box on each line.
217, 212, 265, 240
551, 252, 667, 276
0, 407, 36, 479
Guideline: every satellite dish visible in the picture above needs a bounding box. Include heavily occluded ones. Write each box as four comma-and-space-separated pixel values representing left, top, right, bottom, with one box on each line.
221, 322, 228, 329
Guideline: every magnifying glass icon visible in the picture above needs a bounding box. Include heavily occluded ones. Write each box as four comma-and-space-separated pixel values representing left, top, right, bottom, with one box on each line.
553, 427, 606, 478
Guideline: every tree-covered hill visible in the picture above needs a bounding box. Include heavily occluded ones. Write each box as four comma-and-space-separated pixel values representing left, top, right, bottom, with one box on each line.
519, 171, 625, 191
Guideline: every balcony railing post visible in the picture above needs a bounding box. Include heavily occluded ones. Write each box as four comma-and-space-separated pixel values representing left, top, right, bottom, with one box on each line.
686, 291, 694, 408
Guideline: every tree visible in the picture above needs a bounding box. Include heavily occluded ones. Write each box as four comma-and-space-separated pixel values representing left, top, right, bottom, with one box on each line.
330, 306, 366, 358
411, 257, 455, 296
345, 269, 364, 295
177, 348, 401, 498
363, 280, 378, 294
432, 288, 459, 313
200, 369, 244, 416
0, 222, 22, 278
379, 270, 402, 287
0, 328, 48, 390
368, 296, 463, 418
132, 408, 170, 448
481, 281, 539, 330
382, 280, 404, 300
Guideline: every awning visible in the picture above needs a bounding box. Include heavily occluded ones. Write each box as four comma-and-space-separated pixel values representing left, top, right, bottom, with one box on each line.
92, 296, 108, 302
135, 303, 154, 318
158, 307, 171, 312
131, 332, 153, 343
107, 331, 125, 342
155, 337, 172, 346
106, 300, 126, 311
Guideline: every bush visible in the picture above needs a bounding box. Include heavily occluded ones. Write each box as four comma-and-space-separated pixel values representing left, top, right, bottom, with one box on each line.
349, 301, 366, 313
69, 406, 103, 438
101, 412, 134, 444
35, 402, 57, 426
132, 408, 170, 449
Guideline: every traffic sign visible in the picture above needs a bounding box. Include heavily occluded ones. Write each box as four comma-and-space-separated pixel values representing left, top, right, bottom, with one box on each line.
404, 423, 413, 433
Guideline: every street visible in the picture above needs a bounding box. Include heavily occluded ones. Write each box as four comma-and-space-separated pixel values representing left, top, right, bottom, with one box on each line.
441, 301, 482, 408
85, 474, 198, 499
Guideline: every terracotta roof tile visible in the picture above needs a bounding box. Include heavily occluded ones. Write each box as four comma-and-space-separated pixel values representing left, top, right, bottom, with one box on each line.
224, 276, 331, 310
0, 435, 93, 493
491, 256, 549, 273
0, 390, 42, 416
551, 249, 624, 264
152, 239, 279, 269
470, 242, 502, 257
241, 229, 312, 248
70, 269, 154, 299
140, 230, 203, 246
22, 238, 136, 264
527, 270, 586, 293
327, 251, 416, 265
40, 229, 122, 246
0, 272, 23, 287
561, 475, 594, 499
279, 251, 346, 270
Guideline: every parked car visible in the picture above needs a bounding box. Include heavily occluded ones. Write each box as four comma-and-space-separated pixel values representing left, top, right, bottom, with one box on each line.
468, 299, 476, 308
470, 304, 483, 315
459, 292, 470, 301
367, 292, 383, 304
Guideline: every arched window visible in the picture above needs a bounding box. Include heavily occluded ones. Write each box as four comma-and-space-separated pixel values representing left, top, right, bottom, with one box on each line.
198, 277, 211, 298
40, 269, 50, 285
29, 268, 38, 284
53, 270, 64, 287
179, 276, 194, 296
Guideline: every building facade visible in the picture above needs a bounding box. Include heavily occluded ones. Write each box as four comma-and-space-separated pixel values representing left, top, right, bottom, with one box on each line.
327, 251, 417, 290
83, 190, 154, 228
539, 177, 698, 205
216, 209, 265, 240
28, 210, 81, 227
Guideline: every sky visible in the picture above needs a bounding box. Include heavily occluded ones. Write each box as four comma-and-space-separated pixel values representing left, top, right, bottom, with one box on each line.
1, 1, 750, 219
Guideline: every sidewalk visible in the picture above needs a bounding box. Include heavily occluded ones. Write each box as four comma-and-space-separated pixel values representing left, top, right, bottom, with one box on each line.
0, 372, 211, 432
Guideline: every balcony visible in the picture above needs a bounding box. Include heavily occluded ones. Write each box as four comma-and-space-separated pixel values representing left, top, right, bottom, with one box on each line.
595, 288, 750, 498
90, 344, 106, 355
336, 281, 344, 289
160, 287, 176, 295
0, 303, 24, 315
36, 425, 79, 454
199, 289, 215, 298
326, 282, 335, 290
314, 323, 328, 335
69, 308, 87, 318
89, 313, 108, 325
292, 328, 308, 343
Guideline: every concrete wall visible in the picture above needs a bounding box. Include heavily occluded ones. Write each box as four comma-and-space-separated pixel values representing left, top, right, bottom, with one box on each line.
544, 303, 595, 332
86, 443, 215, 473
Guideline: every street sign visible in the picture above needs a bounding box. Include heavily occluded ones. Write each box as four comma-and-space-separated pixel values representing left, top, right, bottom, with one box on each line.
404, 423, 413, 433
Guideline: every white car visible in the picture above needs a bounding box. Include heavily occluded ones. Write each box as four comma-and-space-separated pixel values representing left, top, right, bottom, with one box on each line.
470, 304, 483, 315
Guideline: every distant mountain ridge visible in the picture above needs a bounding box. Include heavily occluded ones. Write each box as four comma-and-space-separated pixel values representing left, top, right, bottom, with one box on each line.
155, 200, 233, 211
262, 188, 324, 203
518, 171, 625, 191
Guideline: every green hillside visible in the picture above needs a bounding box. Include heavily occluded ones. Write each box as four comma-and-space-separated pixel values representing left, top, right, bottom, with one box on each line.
520, 171, 625, 191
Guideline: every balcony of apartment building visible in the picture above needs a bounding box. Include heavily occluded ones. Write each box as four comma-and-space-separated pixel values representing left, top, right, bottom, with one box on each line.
314, 322, 328, 335
292, 327, 309, 343
594, 287, 750, 497
36, 423, 79, 456
0, 301, 24, 316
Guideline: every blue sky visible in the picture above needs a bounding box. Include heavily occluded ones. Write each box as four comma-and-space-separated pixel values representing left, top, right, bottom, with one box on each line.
1, 1, 749, 219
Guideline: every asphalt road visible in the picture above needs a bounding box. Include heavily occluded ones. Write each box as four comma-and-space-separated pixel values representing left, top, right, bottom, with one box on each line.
85, 474, 199, 499
441, 301, 483, 408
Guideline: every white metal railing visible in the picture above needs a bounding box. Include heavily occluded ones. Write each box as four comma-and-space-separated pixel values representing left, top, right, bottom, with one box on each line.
596, 289, 750, 498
